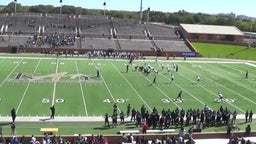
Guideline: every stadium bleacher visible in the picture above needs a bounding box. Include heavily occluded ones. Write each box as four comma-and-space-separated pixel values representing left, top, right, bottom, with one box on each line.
0, 13, 192, 53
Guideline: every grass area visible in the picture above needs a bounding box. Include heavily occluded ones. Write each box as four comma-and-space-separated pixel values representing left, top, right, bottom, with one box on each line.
192, 42, 256, 60
0, 54, 256, 135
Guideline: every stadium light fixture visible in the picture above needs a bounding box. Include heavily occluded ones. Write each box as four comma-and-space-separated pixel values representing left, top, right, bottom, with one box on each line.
103, 0, 106, 17
147, 7, 150, 23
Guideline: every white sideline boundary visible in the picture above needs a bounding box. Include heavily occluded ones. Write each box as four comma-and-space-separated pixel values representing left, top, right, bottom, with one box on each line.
0, 114, 254, 122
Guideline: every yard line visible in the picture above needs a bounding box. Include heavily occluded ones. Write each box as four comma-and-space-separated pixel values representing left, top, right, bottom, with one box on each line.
75, 60, 88, 116
0, 58, 23, 88
0, 59, 4, 64
206, 63, 256, 94
159, 72, 208, 108
179, 65, 245, 113
16, 59, 42, 114
52, 58, 59, 106
91, 60, 121, 113
203, 63, 256, 105
245, 62, 256, 68
136, 71, 182, 109
221, 64, 256, 82
110, 62, 153, 112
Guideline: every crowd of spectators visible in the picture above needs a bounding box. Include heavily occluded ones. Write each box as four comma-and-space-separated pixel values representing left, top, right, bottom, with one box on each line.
0, 134, 109, 144
26, 33, 76, 48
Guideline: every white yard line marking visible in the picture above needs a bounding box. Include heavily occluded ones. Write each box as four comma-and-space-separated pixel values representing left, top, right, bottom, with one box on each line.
0, 59, 4, 64
75, 60, 88, 116
0, 58, 23, 88
221, 64, 256, 82
16, 59, 42, 114
180, 65, 245, 113
245, 62, 256, 68
91, 60, 121, 113
110, 62, 153, 112
137, 72, 182, 109
52, 58, 59, 106
203, 63, 256, 105
207, 63, 256, 94
160, 72, 207, 108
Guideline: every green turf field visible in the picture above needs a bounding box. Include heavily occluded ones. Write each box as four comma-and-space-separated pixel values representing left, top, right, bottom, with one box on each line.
192, 42, 256, 60
0, 54, 256, 135
0, 55, 256, 117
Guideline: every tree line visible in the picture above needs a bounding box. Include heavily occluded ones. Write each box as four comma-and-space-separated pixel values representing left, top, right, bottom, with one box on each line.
1, 2, 256, 32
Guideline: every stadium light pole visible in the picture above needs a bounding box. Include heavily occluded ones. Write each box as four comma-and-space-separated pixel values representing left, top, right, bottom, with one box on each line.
103, 0, 106, 17
14, 0, 17, 14
248, 21, 253, 48
60, 0, 63, 15
58, 0, 63, 34
139, 0, 143, 23
146, 7, 150, 23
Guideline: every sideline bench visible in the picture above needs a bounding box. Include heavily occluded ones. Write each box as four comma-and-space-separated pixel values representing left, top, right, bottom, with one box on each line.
118, 130, 140, 134
118, 129, 175, 134
162, 129, 175, 133
40, 128, 59, 135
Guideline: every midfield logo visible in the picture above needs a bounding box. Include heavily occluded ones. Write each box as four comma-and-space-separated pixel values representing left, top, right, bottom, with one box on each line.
9, 72, 103, 83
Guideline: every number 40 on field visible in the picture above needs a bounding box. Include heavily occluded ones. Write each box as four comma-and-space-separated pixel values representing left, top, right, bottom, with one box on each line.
103, 99, 127, 103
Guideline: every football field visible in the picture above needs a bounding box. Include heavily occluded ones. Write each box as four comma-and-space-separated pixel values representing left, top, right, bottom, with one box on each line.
0, 55, 256, 119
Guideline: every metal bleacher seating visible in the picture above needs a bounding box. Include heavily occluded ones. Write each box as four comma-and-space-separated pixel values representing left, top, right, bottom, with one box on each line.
79, 15, 111, 37
118, 39, 153, 51
5, 13, 41, 34
0, 13, 192, 52
147, 24, 178, 40
154, 40, 191, 52
82, 38, 115, 49
113, 18, 146, 39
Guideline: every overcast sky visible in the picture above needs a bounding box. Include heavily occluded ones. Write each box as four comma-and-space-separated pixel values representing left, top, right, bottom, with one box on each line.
1, 0, 255, 17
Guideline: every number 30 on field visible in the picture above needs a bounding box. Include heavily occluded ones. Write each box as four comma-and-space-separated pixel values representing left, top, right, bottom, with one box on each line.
103, 99, 127, 103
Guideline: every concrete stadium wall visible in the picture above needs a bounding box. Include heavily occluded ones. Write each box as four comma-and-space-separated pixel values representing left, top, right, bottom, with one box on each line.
0, 46, 191, 57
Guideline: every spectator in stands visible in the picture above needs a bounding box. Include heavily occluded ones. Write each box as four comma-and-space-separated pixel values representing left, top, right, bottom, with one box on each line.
0, 135, 5, 144
227, 124, 232, 138
11, 136, 18, 144
10, 123, 15, 136
19, 135, 27, 144
30, 135, 37, 144
245, 124, 251, 137
141, 122, 148, 134
178, 127, 185, 138
127, 133, 134, 143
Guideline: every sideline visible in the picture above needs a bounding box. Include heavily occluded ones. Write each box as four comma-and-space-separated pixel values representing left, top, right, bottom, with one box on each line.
0, 114, 254, 122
